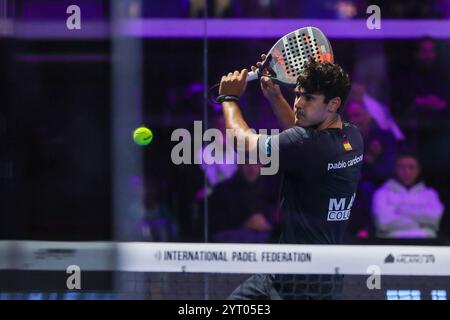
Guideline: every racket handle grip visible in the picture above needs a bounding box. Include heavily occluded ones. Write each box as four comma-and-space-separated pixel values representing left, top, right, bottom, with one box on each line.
246, 71, 258, 82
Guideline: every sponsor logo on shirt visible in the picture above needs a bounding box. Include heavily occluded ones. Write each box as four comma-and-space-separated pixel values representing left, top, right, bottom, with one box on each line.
327, 154, 363, 171
327, 193, 355, 221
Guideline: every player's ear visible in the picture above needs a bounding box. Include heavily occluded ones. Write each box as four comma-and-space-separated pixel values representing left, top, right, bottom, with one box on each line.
327, 97, 341, 113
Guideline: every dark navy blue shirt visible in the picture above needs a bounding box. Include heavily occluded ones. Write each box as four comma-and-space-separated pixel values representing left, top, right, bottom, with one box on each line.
263, 122, 364, 244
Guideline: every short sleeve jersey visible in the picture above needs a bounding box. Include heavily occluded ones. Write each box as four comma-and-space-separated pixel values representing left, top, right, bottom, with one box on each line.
263, 122, 364, 244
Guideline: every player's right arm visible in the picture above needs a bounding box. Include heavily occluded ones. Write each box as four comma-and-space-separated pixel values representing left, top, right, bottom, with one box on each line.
251, 53, 295, 130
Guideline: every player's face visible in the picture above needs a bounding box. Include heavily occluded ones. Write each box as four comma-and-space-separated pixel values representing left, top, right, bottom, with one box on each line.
293, 87, 329, 127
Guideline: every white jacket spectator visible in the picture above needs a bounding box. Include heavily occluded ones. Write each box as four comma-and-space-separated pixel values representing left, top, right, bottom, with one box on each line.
373, 179, 444, 238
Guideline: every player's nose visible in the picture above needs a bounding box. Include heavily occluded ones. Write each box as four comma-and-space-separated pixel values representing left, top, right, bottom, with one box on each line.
294, 99, 304, 110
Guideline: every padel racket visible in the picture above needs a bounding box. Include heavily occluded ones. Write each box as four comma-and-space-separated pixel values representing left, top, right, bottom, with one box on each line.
247, 26, 333, 88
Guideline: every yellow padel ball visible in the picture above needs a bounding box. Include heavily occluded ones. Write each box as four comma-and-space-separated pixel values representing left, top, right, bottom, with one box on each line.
133, 126, 153, 146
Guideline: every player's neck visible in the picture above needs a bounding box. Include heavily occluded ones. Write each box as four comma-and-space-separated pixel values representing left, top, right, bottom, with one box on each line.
317, 114, 343, 131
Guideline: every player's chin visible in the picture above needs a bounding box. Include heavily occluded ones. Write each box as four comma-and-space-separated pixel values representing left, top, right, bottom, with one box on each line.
295, 118, 307, 127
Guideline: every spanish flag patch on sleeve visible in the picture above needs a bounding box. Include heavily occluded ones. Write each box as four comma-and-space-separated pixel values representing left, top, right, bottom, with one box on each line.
343, 138, 352, 152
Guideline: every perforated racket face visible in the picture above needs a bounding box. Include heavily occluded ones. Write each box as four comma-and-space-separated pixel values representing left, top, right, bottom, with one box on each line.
264, 27, 333, 87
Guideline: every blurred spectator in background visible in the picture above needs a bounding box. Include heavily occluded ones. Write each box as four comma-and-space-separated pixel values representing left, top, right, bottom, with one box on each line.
190, 0, 234, 17
190, 0, 363, 18
345, 98, 398, 240
411, 37, 448, 116
384, 0, 443, 18
127, 176, 180, 241
300, 0, 360, 19
195, 112, 238, 200
372, 153, 444, 239
352, 41, 391, 105
394, 37, 450, 186
209, 163, 276, 243
141, 181, 180, 242
346, 99, 397, 185
123, 176, 147, 241
412, 38, 449, 184
350, 84, 404, 140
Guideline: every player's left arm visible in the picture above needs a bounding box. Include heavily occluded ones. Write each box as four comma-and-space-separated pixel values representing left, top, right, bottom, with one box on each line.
219, 69, 261, 155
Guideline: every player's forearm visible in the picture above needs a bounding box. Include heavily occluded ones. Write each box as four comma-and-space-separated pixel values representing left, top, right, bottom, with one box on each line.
218, 69, 260, 153
268, 95, 295, 129
222, 101, 250, 132
221, 101, 254, 151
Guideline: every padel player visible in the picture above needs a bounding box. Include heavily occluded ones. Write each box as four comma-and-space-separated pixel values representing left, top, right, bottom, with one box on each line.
217, 59, 363, 299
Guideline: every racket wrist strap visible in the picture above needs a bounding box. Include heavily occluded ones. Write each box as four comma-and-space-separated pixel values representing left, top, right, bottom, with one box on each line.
216, 95, 239, 104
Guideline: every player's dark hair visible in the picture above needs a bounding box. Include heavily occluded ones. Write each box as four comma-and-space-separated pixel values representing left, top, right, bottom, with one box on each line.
296, 59, 351, 113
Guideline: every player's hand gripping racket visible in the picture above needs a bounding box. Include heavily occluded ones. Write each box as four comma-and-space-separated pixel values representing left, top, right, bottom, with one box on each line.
247, 26, 333, 88
209, 26, 333, 102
